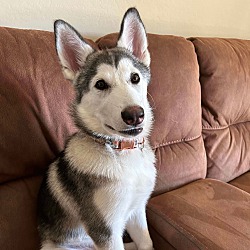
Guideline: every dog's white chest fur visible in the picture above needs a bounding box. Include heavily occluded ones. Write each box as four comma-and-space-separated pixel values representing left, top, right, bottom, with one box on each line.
95, 142, 156, 221
65, 134, 156, 230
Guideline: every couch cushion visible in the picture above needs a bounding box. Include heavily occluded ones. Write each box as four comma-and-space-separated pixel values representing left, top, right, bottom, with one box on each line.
0, 27, 77, 183
148, 225, 175, 250
147, 179, 250, 250
98, 34, 206, 195
0, 175, 42, 250
191, 38, 250, 182
230, 171, 250, 194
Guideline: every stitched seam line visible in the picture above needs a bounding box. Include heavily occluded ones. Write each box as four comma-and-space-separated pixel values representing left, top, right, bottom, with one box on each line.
202, 120, 250, 130
147, 206, 207, 249
152, 134, 201, 149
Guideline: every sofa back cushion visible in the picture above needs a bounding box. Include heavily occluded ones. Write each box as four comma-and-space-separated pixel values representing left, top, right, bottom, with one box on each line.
98, 34, 207, 195
191, 38, 250, 182
0, 27, 76, 184
0, 27, 207, 195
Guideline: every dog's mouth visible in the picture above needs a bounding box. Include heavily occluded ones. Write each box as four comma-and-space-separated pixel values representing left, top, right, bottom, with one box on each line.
105, 124, 143, 136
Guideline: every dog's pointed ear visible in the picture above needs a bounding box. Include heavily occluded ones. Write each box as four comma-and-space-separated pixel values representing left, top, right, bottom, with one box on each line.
117, 8, 150, 67
54, 20, 95, 81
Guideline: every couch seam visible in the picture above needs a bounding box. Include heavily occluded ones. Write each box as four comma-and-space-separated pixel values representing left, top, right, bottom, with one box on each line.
152, 134, 201, 150
202, 120, 250, 130
147, 206, 207, 249
148, 207, 208, 249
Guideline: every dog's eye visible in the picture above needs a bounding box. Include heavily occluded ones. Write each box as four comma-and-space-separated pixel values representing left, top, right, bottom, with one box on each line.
95, 80, 109, 90
131, 73, 140, 84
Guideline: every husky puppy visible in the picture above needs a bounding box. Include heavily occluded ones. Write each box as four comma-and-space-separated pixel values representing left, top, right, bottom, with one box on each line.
38, 8, 156, 250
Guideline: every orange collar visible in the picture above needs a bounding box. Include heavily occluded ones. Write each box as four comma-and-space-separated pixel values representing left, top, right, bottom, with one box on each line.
107, 138, 145, 150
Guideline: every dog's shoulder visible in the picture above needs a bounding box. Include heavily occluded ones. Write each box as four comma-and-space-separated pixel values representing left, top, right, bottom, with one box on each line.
63, 133, 119, 178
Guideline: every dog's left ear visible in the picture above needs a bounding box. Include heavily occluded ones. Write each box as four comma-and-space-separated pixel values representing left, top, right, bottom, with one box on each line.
117, 8, 150, 67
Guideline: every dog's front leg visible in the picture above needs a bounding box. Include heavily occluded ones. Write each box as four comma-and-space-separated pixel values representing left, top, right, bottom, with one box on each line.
126, 208, 154, 250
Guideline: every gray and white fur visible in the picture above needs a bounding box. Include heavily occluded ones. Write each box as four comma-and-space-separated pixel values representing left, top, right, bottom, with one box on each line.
38, 8, 156, 250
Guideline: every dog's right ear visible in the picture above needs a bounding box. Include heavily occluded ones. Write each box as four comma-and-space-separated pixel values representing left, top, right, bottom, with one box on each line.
54, 20, 95, 81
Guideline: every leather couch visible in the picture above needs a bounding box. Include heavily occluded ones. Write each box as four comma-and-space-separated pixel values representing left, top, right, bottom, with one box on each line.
0, 26, 249, 250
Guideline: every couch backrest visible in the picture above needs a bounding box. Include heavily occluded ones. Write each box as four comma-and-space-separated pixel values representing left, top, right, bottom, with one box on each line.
0, 27, 207, 195
191, 38, 250, 182
97, 34, 207, 195
0, 27, 76, 184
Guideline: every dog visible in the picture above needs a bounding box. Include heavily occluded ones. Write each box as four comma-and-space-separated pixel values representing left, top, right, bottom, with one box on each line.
38, 7, 156, 250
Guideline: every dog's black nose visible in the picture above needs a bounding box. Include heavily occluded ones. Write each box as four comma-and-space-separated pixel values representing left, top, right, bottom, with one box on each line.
121, 106, 144, 126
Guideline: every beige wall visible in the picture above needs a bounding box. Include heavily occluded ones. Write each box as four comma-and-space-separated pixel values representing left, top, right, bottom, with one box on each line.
1, 0, 250, 40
